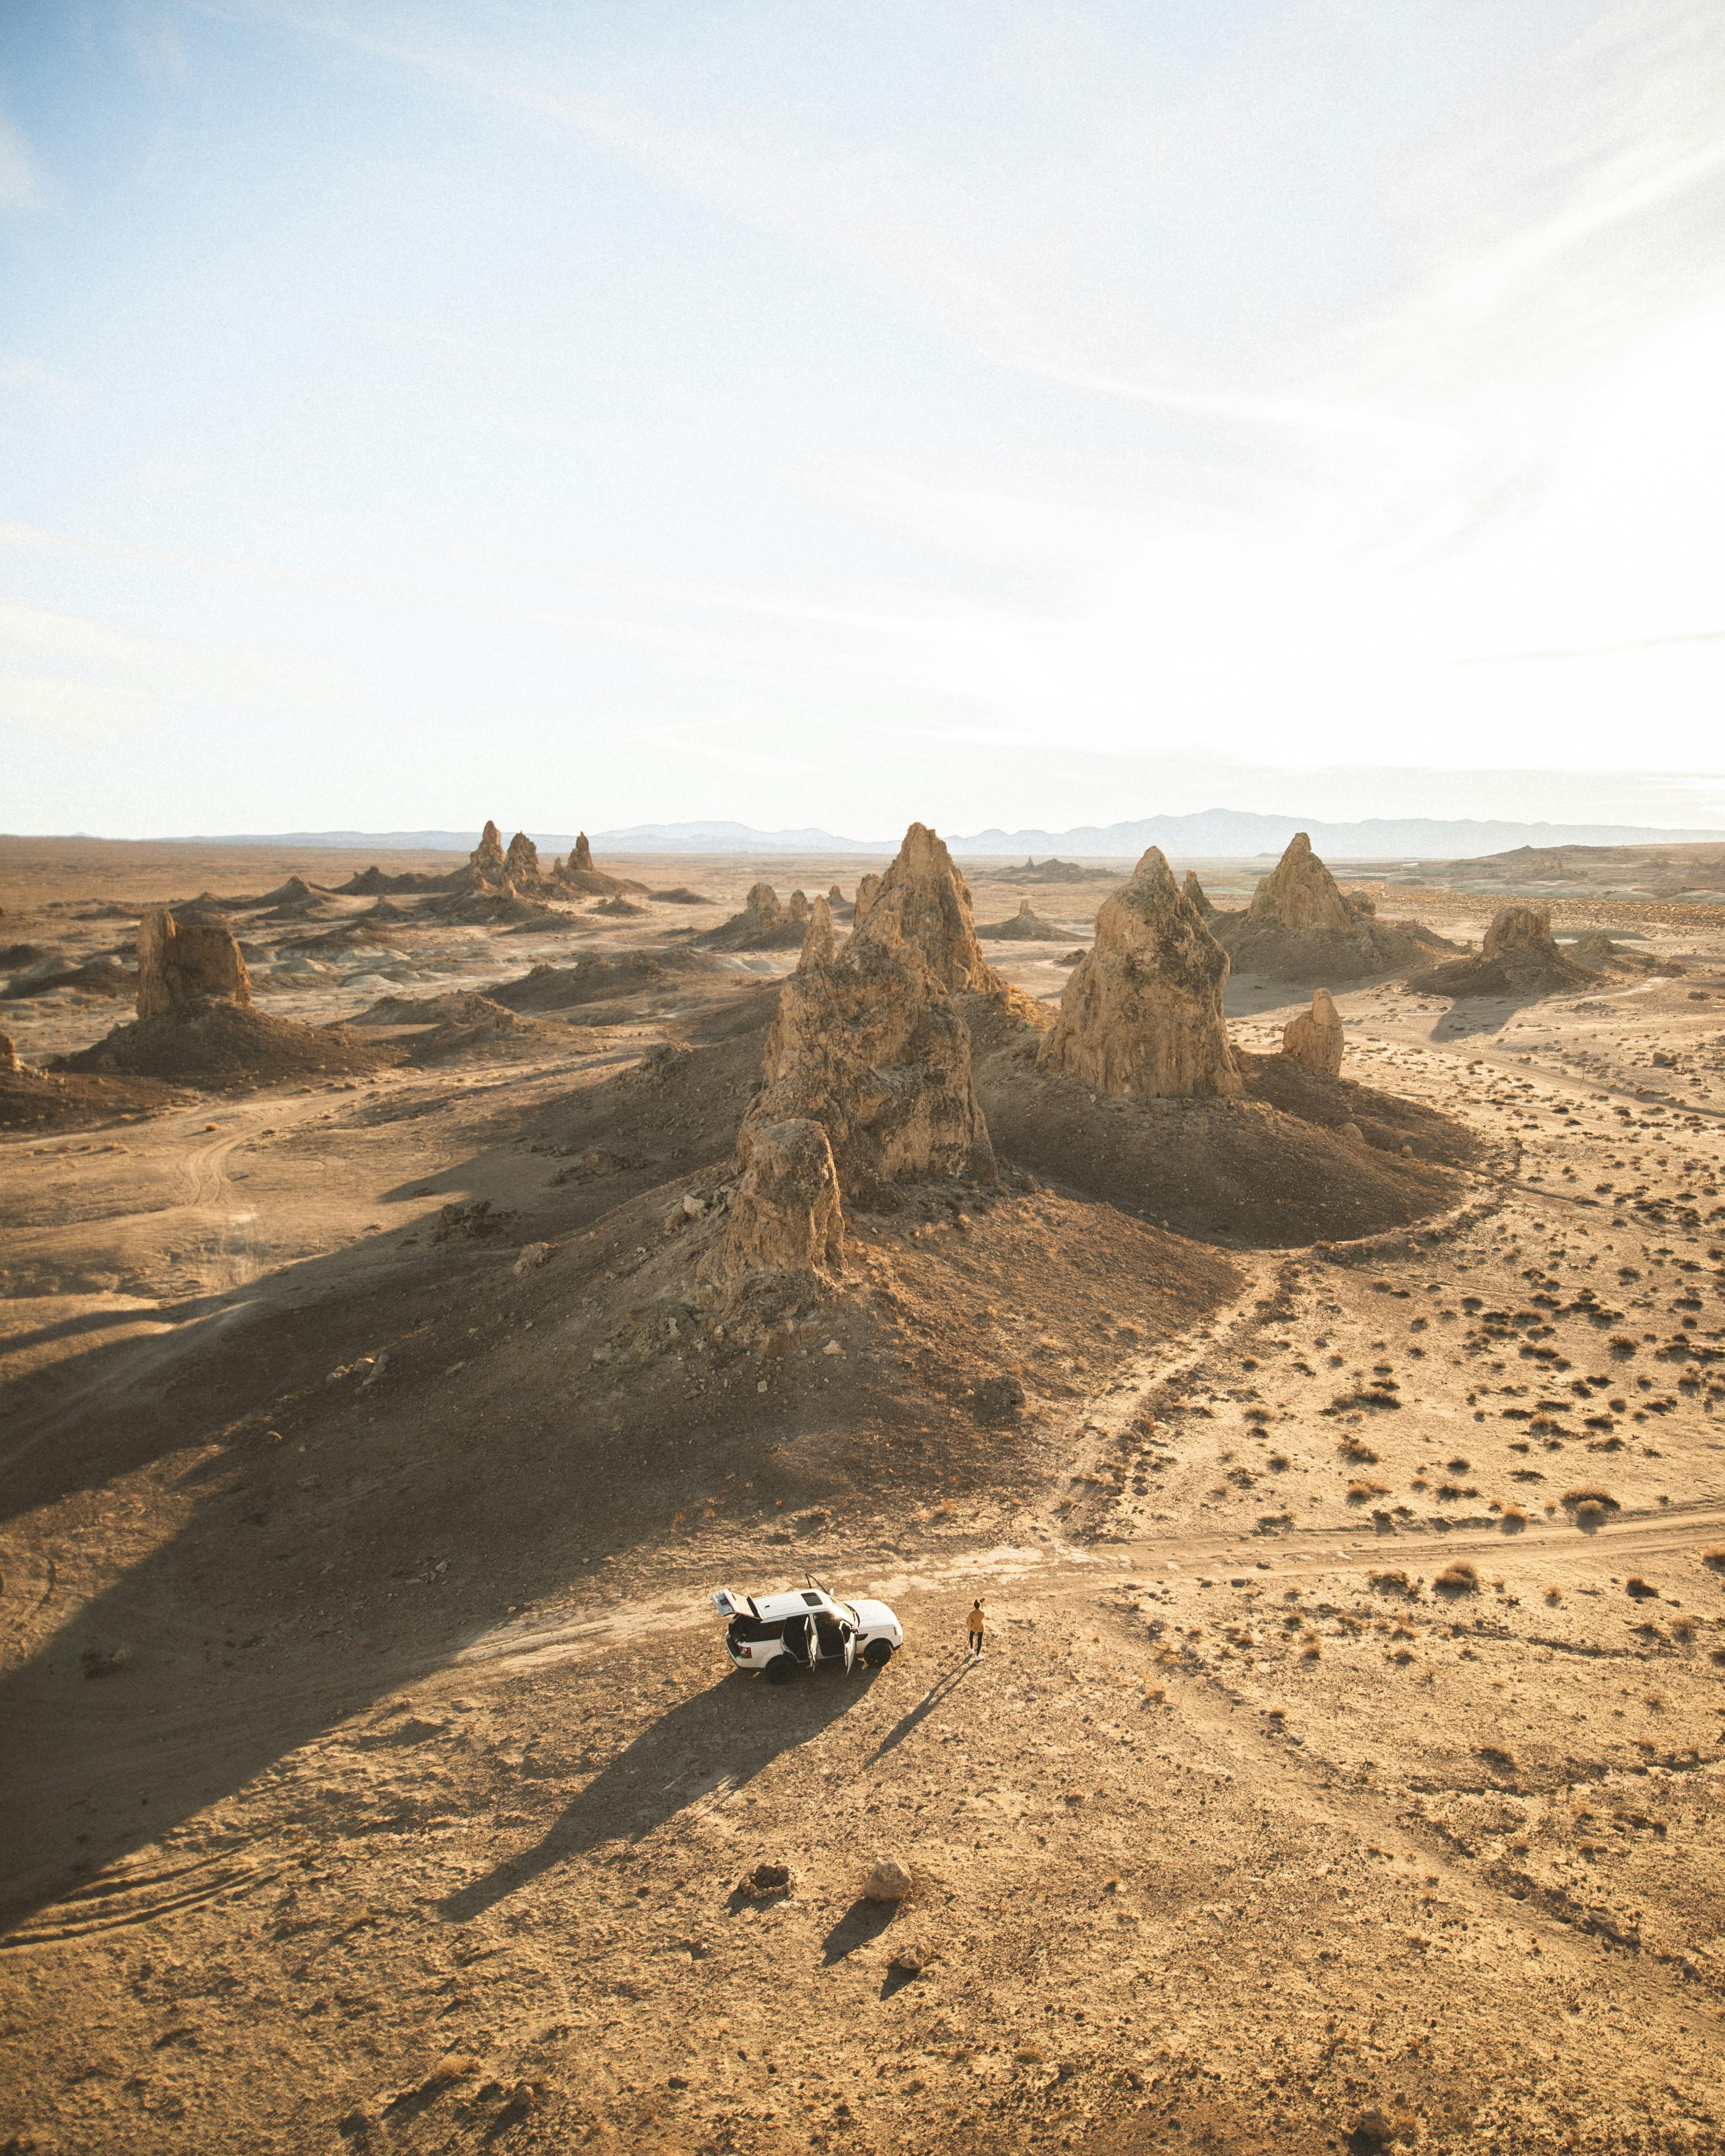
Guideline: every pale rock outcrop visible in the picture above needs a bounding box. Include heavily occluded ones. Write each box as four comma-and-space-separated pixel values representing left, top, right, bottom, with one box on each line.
1282, 988, 1345, 1077
137, 908, 252, 1020
1182, 870, 1215, 917
797, 896, 836, 971
852, 872, 882, 927
745, 882, 783, 928
1485, 903, 1557, 963
740, 911, 994, 1208
827, 883, 844, 903
1037, 848, 1241, 1099
0, 1029, 19, 1073
697, 880, 804, 951
504, 831, 541, 883
716, 1119, 845, 1282
571, 832, 593, 873
786, 889, 810, 924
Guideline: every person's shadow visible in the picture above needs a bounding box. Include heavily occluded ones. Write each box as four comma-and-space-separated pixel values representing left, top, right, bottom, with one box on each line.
439, 1663, 873, 1923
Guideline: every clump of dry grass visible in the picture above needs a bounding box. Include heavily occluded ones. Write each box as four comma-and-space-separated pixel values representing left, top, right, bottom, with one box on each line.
1347, 1478, 1390, 1504
1370, 1568, 1414, 1597
1434, 1561, 1479, 1598
1339, 1436, 1380, 1464
1702, 1548, 1725, 1574
1608, 1334, 1637, 1357
1562, 1487, 1619, 1530
1500, 1505, 1529, 1531
1301, 1641, 1322, 1661
1477, 1744, 1518, 1774
1625, 1575, 1659, 1600
1544, 1586, 1563, 1605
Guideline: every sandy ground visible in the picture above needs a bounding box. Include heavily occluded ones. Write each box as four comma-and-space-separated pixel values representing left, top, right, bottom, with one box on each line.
3, 842, 1724, 2156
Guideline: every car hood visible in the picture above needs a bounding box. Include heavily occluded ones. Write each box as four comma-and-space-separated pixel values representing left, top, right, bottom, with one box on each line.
849, 1598, 899, 1632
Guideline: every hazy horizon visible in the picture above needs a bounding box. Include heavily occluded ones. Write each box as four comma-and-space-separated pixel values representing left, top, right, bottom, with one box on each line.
4, 3, 1724, 837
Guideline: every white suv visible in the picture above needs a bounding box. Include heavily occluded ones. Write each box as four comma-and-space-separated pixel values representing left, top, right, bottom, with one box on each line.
713, 1582, 902, 1683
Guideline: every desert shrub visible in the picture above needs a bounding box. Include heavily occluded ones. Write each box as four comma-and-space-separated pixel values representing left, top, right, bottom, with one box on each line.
1370, 1569, 1414, 1596
1500, 1505, 1529, 1530
1434, 1562, 1479, 1597
1562, 1486, 1618, 1512
1702, 1549, 1725, 1574
1625, 1576, 1659, 1600
1347, 1478, 1390, 1503
1477, 1744, 1518, 1773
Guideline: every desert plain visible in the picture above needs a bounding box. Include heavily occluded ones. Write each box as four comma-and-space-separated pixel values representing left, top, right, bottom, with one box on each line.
2, 825, 1723, 2156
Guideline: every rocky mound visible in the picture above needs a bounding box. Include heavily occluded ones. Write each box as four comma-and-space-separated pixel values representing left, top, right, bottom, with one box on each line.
593, 896, 647, 918
1182, 870, 1214, 916
420, 888, 569, 928
698, 882, 808, 953
1214, 834, 1446, 984
977, 899, 1066, 940
976, 1037, 1479, 1247
650, 887, 714, 905
275, 920, 404, 955
1407, 903, 1599, 999
2, 956, 136, 1001
504, 831, 542, 883
1568, 932, 1672, 976
350, 992, 565, 1063
0, 1040, 189, 1131
482, 950, 725, 1015
0, 942, 50, 971
1037, 848, 1241, 1099
55, 1004, 397, 1087
1282, 988, 1344, 1077
989, 857, 1095, 884
335, 864, 453, 897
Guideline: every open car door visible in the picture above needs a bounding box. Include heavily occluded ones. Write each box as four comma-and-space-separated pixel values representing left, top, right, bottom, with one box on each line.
841, 1619, 856, 1676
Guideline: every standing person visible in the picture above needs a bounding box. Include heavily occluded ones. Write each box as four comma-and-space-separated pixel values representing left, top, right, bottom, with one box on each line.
966, 1599, 985, 1661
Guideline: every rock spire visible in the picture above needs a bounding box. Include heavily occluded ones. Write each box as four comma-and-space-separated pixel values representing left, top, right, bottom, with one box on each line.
1037, 848, 1241, 1099
136, 908, 252, 1020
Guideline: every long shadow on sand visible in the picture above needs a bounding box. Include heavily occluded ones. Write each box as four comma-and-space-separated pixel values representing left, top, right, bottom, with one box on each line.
439, 1666, 875, 1924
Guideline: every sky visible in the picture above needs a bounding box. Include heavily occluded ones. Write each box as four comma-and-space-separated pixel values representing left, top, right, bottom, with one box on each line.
3, 0, 1724, 839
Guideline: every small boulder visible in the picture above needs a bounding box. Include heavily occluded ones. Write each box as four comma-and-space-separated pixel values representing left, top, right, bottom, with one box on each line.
864, 1854, 913, 1902
512, 1242, 552, 1276
1282, 988, 1345, 1077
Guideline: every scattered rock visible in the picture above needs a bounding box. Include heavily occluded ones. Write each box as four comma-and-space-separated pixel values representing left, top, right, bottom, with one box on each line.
864, 1854, 913, 1902
512, 1242, 553, 1276
745, 1861, 792, 1895
1282, 988, 1345, 1077
1037, 847, 1241, 1099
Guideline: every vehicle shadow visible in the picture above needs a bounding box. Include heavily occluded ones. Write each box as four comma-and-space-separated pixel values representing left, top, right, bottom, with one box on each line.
439, 1666, 876, 1924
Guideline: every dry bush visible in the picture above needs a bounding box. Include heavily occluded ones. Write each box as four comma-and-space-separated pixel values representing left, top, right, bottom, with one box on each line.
1608, 1334, 1637, 1357
1500, 1505, 1529, 1530
1347, 1478, 1390, 1503
1625, 1576, 1659, 1600
1301, 1641, 1322, 1660
1703, 1549, 1725, 1574
1370, 1568, 1414, 1597
1434, 1561, 1479, 1597
1477, 1744, 1518, 1773
1644, 1691, 1669, 1713
1562, 1486, 1618, 1520
1672, 1615, 1697, 1643
1544, 1586, 1563, 1605
1446, 1455, 1472, 1471
1340, 1436, 1380, 1464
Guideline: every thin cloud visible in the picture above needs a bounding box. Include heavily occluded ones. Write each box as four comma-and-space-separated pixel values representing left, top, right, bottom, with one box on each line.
0, 110, 43, 209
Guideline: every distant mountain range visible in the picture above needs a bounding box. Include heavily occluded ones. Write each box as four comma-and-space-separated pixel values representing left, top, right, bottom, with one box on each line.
172, 811, 1725, 861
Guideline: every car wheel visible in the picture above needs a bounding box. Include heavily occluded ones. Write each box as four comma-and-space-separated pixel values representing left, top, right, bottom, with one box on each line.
764, 1656, 795, 1685
862, 1640, 894, 1668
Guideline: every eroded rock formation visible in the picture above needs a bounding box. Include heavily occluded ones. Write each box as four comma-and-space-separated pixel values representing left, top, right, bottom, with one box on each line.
852, 873, 881, 927
797, 896, 836, 971
471, 821, 508, 881
787, 890, 810, 924
850, 824, 999, 993
1037, 848, 1241, 1099
715, 1119, 845, 1282
697, 881, 805, 951
1182, 870, 1215, 917
0, 1029, 19, 1073
1282, 988, 1344, 1078
740, 911, 995, 1209
504, 831, 541, 884
1213, 834, 1446, 984
571, 832, 593, 873
137, 908, 252, 1020
1407, 902, 1597, 999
